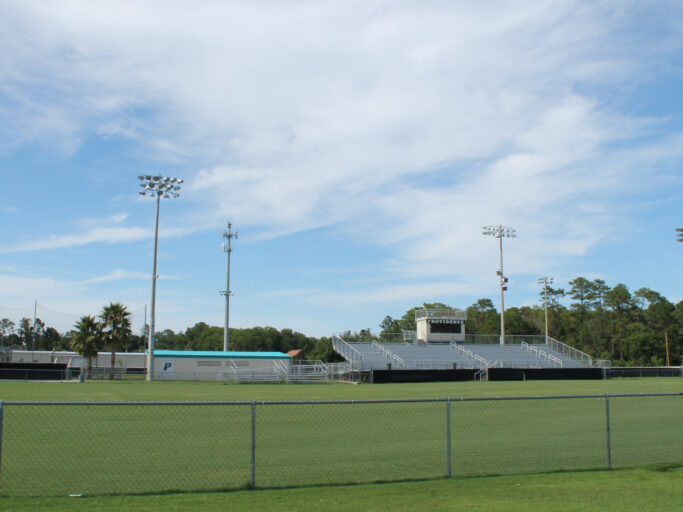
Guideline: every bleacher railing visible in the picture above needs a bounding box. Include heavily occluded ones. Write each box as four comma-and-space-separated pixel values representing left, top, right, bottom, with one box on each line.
450, 342, 488, 369
371, 341, 407, 369
546, 336, 592, 367
464, 334, 547, 344
521, 342, 563, 368
2, 393, 680, 496
332, 335, 363, 367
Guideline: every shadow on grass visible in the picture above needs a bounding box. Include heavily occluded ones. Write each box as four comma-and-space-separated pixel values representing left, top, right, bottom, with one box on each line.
34, 463, 682, 500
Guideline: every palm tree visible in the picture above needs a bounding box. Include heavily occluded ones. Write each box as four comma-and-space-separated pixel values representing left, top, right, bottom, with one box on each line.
70, 315, 102, 379
99, 302, 132, 378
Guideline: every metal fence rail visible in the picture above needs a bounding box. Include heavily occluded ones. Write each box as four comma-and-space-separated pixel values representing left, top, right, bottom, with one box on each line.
0, 393, 680, 497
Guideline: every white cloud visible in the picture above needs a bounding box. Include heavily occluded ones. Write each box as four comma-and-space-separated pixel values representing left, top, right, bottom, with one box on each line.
1, 0, 682, 289
263, 281, 481, 306
0, 226, 149, 253
258, 288, 325, 298
75, 269, 150, 285
0, 210, 199, 253
0, 271, 150, 332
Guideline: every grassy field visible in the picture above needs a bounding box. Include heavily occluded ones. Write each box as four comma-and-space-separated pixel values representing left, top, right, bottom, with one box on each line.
0, 376, 681, 402
1, 467, 681, 512
0, 378, 680, 503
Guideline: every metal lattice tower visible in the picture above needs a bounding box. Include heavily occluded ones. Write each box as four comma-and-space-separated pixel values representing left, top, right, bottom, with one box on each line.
220, 222, 238, 351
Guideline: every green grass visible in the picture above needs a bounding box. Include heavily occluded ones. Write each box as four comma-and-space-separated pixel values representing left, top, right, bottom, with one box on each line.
0, 376, 681, 402
1, 467, 681, 511
0, 379, 680, 498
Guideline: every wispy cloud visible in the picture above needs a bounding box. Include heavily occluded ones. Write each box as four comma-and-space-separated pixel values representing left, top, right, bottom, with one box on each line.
258, 288, 324, 299
0, 210, 198, 253
0, 270, 150, 331
75, 269, 150, 285
0, 226, 149, 253
1, 1, 682, 319
262, 282, 482, 306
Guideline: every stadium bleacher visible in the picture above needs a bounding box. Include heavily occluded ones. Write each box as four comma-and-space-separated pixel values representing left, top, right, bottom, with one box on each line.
331, 309, 595, 378
333, 338, 591, 372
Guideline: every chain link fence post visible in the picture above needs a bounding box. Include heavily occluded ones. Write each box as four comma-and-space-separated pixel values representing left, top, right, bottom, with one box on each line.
605, 394, 612, 469
251, 401, 256, 488
446, 398, 451, 478
0, 400, 3, 483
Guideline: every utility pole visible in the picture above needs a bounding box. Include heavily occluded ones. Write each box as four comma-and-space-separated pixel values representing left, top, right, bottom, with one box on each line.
537, 276, 553, 342
221, 222, 237, 352
32, 300, 37, 362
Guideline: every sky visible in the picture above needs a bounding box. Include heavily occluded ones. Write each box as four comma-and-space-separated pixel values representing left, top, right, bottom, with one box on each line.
0, 0, 682, 338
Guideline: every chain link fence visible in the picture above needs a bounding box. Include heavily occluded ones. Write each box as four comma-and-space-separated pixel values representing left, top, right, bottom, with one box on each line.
0, 393, 680, 497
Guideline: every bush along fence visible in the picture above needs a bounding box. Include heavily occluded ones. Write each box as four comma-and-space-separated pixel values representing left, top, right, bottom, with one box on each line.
0, 393, 680, 497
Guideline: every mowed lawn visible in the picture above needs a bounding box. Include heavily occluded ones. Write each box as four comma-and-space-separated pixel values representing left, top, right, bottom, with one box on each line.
0, 467, 680, 512
0, 376, 681, 402
0, 378, 680, 500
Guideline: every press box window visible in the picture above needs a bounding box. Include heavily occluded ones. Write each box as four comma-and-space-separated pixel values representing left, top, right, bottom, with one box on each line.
428, 321, 462, 334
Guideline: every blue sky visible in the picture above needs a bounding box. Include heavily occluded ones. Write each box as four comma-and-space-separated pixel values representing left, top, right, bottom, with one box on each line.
0, 1, 682, 338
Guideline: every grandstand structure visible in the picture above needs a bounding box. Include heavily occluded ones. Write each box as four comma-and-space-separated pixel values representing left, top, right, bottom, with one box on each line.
333, 308, 601, 380
4, 308, 606, 383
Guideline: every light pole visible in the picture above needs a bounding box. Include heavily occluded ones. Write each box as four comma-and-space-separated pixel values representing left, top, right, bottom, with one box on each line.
677, 228, 683, 242
220, 221, 237, 352
139, 174, 183, 381
537, 276, 553, 342
482, 225, 517, 345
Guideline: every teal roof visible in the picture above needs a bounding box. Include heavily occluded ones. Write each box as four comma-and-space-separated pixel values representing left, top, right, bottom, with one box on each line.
152, 350, 290, 359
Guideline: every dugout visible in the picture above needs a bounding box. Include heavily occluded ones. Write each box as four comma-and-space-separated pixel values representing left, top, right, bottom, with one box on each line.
371, 369, 476, 383
152, 349, 291, 381
0, 362, 72, 380
487, 367, 603, 381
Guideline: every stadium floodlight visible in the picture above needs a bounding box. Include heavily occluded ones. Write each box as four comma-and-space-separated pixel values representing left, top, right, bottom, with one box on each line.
482, 225, 517, 345
677, 227, 683, 243
220, 222, 238, 351
138, 174, 182, 381
537, 276, 554, 342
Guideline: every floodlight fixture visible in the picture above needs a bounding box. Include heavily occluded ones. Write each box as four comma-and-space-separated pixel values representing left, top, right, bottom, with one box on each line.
677, 227, 683, 243
482, 224, 517, 345
537, 276, 554, 340
138, 174, 183, 381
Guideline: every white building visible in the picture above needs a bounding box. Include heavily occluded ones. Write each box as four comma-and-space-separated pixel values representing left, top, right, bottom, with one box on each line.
415, 309, 467, 343
152, 349, 291, 381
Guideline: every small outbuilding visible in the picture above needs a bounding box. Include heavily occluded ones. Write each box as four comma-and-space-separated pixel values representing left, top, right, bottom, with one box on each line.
415, 309, 467, 343
152, 349, 291, 381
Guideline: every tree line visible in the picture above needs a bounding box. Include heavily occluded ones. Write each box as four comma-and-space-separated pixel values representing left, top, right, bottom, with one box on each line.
378, 279, 682, 366
1, 277, 680, 367
153, 323, 341, 362
0, 302, 138, 378
0, 308, 343, 366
